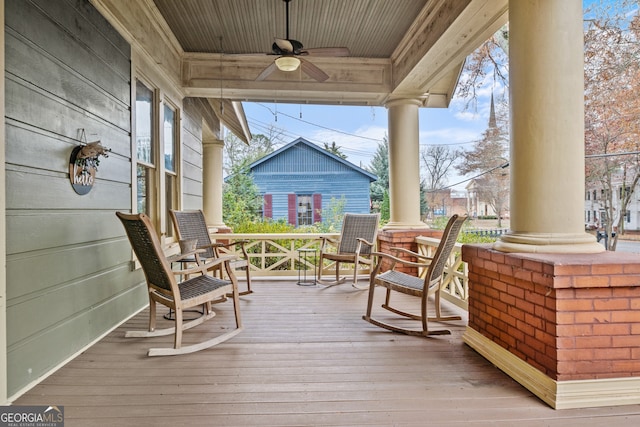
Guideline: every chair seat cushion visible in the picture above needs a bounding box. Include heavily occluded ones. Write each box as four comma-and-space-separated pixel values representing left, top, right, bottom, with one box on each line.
178, 275, 231, 300
376, 270, 424, 293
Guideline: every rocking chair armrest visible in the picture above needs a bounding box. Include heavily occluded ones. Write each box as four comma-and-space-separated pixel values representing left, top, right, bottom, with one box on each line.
370, 251, 430, 269
211, 239, 249, 249
356, 237, 375, 247
166, 249, 206, 263
211, 240, 250, 257
171, 254, 238, 277
318, 236, 339, 250
388, 247, 434, 262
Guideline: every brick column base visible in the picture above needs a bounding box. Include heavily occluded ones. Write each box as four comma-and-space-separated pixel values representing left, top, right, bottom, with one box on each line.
377, 228, 443, 274
462, 244, 640, 409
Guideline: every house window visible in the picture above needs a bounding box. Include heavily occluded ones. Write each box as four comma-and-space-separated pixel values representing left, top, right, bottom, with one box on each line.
593, 190, 597, 200
297, 194, 313, 226
134, 78, 180, 241
135, 80, 155, 217
626, 210, 631, 223
163, 103, 178, 237
620, 186, 631, 199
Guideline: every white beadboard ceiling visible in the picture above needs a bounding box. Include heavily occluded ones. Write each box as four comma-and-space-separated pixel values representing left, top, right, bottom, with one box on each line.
153, 0, 428, 57
145, 0, 508, 107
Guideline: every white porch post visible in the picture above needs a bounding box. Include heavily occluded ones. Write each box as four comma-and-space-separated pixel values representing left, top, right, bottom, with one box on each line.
384, 98, 427, 229
202, 137, 226, 227
494, 0, 603, 253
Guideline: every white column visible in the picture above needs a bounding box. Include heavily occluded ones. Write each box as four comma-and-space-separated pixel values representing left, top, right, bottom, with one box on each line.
202, 137, 226, 227
384, 98, 427, 229
494, 0, 602, 253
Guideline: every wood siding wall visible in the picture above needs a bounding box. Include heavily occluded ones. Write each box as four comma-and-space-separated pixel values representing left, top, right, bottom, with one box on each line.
181, 98, 206, 210
5, 0, 144, 398
252, 143, 373, 222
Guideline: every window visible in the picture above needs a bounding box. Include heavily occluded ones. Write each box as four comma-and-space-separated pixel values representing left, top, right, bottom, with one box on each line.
626, 210, 631, 223
297, 194, 313, 226
163, 103, 178, 237
134, 78, 180, 241
620, 186, 631, 199
135, 80, 155, 217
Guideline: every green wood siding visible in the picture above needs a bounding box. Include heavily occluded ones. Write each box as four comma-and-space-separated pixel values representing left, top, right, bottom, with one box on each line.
181, 98, 205, 210
5, 0, 143, 398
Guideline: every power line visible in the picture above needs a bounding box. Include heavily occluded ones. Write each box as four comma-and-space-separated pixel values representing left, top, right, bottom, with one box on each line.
251, 103, 385, 143
428, 162, 509, 192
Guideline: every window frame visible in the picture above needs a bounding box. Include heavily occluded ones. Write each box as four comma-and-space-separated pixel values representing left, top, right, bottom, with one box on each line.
132, 75, 181, 244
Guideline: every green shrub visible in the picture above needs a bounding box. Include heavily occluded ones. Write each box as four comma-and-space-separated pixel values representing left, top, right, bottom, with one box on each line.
232, 219, 295, 234
458, 232, 497, 244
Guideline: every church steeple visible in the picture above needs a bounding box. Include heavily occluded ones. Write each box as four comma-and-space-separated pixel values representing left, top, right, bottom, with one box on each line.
488, 93, 497, 129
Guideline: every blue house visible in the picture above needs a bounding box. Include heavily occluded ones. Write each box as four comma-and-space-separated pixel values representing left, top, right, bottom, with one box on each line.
248, 138, 377, 226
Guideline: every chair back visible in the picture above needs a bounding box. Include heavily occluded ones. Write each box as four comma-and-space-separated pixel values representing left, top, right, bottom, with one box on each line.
425, 214, 466, 288
170, 210, 216, 259
116, 212, 175, 293
338, 213, 380, 255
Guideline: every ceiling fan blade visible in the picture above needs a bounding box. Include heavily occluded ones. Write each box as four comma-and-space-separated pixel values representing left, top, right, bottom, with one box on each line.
255, 62, 278, 81
274, 38, 294, 54
303, 47, 351, 57
300, 58, 329, 82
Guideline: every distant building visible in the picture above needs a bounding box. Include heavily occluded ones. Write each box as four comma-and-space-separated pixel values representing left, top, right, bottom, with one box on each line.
247, 138, 377, 226
426, 189, 468, 218
585, 178, 639, 232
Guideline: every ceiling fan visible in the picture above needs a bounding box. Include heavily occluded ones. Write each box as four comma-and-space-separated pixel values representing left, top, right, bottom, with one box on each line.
255, 0, 350, 82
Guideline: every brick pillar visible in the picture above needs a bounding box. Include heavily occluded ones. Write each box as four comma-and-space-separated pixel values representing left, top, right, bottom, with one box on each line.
462, 244, 640, 409
377, 229, 443, 274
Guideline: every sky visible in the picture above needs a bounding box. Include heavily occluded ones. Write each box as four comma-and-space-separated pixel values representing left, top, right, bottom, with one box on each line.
238, 0, 610, 192
241, 82, 499, 192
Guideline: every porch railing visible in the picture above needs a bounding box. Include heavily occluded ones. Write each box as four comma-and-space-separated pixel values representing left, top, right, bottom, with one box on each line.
415, 236, 468, 311
212, 232, 469, 310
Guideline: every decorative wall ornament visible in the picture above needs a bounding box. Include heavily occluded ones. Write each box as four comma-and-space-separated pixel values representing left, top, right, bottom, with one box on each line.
69, 129, 111, 195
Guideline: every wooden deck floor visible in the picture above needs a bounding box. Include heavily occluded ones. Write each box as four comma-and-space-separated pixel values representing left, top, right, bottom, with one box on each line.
14, 279, 640, 426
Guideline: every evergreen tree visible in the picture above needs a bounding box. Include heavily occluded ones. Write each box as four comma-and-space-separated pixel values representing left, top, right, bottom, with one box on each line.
323, 141, 347, 159
367, 138, 389, 212
222, 160, 263, 229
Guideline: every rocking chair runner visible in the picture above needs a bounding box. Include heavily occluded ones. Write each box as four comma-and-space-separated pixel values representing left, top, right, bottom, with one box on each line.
363, 214, 467, 336
317, 213, 380, 287
170, 209, 253, 295
116, 212, 243, 356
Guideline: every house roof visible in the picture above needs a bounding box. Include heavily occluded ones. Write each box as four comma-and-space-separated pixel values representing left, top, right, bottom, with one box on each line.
249, 137, 378, 182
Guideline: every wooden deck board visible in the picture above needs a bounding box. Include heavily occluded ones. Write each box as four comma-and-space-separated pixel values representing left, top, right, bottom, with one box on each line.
12, 280, 640, 426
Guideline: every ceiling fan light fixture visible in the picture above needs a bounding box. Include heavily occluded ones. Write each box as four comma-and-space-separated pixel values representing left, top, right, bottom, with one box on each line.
275, 56, 301, 72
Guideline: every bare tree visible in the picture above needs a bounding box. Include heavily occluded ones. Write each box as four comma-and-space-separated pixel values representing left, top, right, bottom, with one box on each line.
584, 0, 640, 250
223, 127, 280, 174
456, 24, 509, 110
421, 145, 459, 217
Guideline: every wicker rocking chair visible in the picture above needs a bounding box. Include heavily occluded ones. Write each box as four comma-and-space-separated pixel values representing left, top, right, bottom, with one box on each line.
363, 214, 467, 336
116, 212, 243, 356
170, 209, 253, 295
317, 213, 380, 288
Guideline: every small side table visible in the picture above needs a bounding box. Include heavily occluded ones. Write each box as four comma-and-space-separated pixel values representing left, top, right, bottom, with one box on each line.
297, 248, 317, 286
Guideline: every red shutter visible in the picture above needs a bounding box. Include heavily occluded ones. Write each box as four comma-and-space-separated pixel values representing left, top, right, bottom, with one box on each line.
263, 194, 273, 219
288, 194, 297, 225
313, 193, 322, 223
